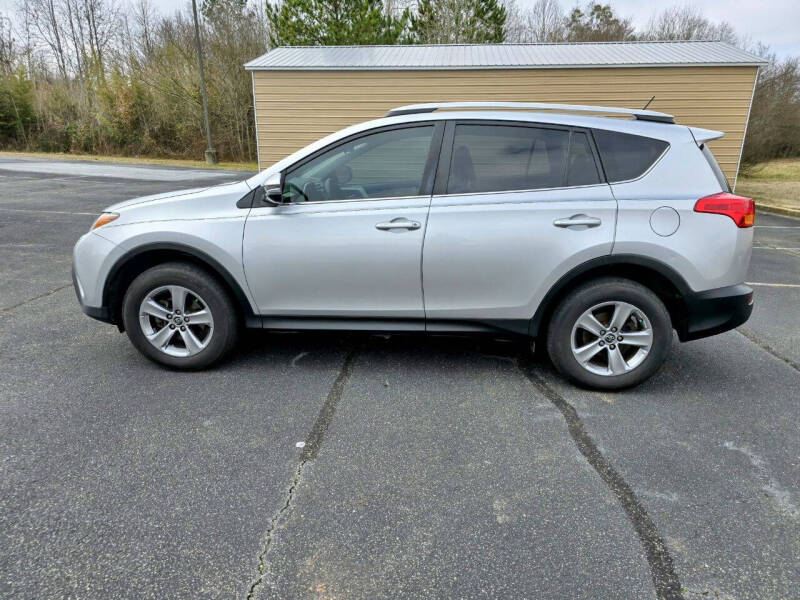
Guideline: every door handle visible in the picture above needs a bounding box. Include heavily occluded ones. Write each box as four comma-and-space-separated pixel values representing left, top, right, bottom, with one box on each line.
375, 218, 421, 231
553, 215, 602, 229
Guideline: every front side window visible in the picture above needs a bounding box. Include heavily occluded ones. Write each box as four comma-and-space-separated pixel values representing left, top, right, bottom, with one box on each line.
284, 126, 435, 203
593, 129, 669, 183
446, 124, 569, 194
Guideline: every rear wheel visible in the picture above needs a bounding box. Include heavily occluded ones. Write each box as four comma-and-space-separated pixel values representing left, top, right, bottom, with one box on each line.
122, 262, 239, 369
546, 278, 672, 390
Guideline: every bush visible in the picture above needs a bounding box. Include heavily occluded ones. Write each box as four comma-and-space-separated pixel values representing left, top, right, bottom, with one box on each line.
0, 68, 35, 145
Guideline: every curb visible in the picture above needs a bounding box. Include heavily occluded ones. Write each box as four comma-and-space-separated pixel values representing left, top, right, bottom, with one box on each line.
756, 204, 800, 219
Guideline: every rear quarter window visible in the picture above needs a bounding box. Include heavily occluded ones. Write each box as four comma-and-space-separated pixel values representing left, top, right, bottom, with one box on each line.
593, 129, 669, 182
700, 143, 732, 192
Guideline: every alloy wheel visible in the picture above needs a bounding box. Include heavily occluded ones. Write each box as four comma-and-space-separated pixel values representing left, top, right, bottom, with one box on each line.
570, 301, 654, 376
138, 285, 214, 357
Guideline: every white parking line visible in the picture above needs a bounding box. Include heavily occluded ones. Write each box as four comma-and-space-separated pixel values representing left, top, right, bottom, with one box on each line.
754, 247, 800, 250
754, 225, 800, 229
746, 282, 800, 288
0, 207, 96, 216
0, 174, 107, 183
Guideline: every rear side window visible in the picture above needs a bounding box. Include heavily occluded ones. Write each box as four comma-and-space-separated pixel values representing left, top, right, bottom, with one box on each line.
566, 132, 601, 186
700, 144, 731, 192
447, 124, 569, 194
593, 129, 669, 182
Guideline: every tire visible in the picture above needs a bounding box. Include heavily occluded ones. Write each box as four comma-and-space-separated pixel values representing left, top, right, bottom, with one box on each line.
546, 277, 672, 390
122, 262, 239, 369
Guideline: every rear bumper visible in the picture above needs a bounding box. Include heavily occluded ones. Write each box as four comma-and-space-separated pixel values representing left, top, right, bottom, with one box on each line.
680, 283, 754, 341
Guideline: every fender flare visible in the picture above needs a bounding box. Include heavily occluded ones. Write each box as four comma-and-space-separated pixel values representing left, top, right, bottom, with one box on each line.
529, 254, 691, 337
103, 242, 259, 326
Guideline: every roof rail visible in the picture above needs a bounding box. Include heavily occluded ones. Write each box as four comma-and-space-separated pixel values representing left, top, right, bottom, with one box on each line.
386, 102, 675, 124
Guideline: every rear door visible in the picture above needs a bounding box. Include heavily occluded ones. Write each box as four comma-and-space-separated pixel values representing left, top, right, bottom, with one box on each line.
422, 120, 617, 333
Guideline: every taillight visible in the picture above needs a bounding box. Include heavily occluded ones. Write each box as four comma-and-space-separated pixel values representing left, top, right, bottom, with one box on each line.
694, 192, 755, 228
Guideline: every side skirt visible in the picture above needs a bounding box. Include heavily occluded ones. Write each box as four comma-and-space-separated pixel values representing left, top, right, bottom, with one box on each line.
249, 316, 531, 337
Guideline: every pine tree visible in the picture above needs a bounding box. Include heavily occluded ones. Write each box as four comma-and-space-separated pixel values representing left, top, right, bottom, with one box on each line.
565, 3, 635, 42
406, 0, 506, 44
266, 0, 408, 46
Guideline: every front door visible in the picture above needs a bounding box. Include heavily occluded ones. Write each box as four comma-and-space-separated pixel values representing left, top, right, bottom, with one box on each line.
422, 121, 617, 332
242, 123, 442, 325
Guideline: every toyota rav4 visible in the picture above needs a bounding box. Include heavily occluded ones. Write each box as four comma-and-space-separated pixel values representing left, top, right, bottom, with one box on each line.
72, 102, 755, 389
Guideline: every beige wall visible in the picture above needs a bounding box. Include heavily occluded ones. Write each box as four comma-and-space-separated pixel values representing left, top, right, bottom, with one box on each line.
252, 66, 758, 185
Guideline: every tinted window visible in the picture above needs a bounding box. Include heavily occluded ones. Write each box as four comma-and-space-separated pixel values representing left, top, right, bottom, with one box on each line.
284, 126, 435, 202
593, 129, 669, 182
447, 124, 569, 194
566, 132, 601, 186
700, 143, 731, 192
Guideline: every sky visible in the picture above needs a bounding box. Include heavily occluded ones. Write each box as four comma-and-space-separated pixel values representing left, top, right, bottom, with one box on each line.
1, 0, 798, 58
579, 0, 800, 58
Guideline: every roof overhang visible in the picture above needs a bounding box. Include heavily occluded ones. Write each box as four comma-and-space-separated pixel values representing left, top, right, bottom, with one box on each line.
244, 41, 768, 71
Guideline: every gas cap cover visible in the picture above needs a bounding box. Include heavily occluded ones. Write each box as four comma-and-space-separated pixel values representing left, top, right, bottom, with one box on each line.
650, 206, 680, 237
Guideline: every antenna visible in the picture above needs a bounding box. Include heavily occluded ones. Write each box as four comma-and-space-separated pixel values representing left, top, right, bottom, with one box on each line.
642, 96, 655, 110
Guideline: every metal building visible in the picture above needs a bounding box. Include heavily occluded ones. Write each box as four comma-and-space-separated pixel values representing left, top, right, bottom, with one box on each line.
245, 41, 765, 186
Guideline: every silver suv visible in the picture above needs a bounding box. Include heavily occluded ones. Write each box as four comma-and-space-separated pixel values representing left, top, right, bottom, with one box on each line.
72, 102, 755, 389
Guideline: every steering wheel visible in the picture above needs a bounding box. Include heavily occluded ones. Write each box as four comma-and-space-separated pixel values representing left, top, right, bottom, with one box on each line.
285, 181, 308, 202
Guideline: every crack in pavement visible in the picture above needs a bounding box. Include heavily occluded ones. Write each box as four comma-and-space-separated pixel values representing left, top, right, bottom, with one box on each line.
736, 328, 800, 372
518, 357, 685, 600
246, 347, 360, 599
0, 284, 72, 315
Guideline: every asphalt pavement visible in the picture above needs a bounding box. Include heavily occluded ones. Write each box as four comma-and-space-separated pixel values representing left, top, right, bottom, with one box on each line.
0, 156, 798, 599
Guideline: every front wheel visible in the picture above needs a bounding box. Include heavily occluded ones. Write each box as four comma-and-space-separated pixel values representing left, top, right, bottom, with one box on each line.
546, 278, 672, 390
122, 262, 239, 369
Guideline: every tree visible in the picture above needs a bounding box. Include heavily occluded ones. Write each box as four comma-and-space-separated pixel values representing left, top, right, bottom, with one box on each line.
0, 15, 17, 76
565, 3, 634, 42
642, 5, 736, 43
741, 47, 800, 170
406, 0, 506, 44
505, 0, 564, 43
0, 67, 35, 144
265, 0, 407, 46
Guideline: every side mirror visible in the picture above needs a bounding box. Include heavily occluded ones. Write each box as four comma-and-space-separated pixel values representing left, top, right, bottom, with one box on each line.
261, 173, 283, 206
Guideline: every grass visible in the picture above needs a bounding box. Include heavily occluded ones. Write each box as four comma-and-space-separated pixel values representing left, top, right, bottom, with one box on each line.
0, 150, 258, 172
740, 158, 800, 181
737, 158, 800, 214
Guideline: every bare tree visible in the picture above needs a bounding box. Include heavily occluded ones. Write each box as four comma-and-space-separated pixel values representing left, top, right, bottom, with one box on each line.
14, 2, 39, 79
506, 0, 565, 43
0, 14, 16, 75
741, 45, 800, 169
23, 0, 69, 77
132, 0, 158, 58
642, 5, 737, 43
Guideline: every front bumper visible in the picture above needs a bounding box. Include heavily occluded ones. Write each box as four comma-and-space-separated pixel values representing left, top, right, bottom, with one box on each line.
680, 283, 754, 341
72, 264, 113, 323
72, 230, 122, 325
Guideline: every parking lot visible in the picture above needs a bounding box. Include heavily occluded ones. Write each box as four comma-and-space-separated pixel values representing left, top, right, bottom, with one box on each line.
1, 156, 798, 599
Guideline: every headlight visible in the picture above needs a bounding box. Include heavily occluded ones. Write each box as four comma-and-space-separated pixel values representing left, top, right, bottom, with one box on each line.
91, 212, 119, 230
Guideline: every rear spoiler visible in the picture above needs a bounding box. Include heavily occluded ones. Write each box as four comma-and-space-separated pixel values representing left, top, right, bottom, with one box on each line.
689, 126, 724, 145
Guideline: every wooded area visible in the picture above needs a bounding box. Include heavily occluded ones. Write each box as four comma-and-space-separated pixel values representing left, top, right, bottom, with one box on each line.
0, 0, 797, 169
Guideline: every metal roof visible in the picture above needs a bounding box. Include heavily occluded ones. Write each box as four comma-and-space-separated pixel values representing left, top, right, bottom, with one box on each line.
245, 41, 766, 71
